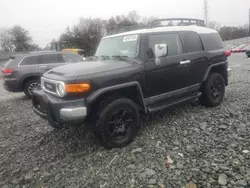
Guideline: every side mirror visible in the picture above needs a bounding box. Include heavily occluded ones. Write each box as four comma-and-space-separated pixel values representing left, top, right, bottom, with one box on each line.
154, 44, 167, 58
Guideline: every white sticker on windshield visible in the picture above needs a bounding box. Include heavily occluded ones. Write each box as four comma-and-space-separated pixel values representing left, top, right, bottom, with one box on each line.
123, 35, 137, 42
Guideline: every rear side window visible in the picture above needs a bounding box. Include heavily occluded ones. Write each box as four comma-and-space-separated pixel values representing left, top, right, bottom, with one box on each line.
3, 59, 15, 67
200, 33, 224, 51
39, 54, 64, 64
184, 33, 203, 52
20, 56, 39, 65
149, 33, 182, 57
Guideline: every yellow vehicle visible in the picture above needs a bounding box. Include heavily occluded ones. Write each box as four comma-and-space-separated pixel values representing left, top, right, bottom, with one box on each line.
50, 41, 85, 56
62, 48, 85, 56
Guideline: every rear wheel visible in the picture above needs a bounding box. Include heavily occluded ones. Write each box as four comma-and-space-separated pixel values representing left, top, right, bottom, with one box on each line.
93, 98, 140, 149
199, 73, 225, 107
24, 79, 41, 98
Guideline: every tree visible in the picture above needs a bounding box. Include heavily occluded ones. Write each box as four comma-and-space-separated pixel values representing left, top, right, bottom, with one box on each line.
0, 28, 13, 52
207, 21, 221, 31
127, 10, 140, 23
59, 18, 105, 56
8, 25, 40, 52
9, 25, 32, 52
218, 26, 248, 41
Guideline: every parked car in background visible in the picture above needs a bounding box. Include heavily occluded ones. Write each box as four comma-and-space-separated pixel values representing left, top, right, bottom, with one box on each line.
231, 44, 248, 53
2, 51, 84, 98
246, 49, 250, 58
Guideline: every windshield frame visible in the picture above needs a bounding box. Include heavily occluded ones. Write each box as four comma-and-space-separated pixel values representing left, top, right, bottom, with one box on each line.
95, 34, 141, 60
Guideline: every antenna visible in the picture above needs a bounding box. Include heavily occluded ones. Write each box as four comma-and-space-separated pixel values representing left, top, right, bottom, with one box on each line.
204, 0, 208, 26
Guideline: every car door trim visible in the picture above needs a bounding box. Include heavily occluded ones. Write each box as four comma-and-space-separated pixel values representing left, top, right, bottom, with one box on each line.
144, 83, 201, 105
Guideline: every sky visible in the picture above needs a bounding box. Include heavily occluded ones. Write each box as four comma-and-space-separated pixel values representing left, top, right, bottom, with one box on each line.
0, 0, 249, 48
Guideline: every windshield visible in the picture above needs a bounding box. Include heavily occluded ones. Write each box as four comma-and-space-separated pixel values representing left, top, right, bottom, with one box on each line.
95, 35, 139, 58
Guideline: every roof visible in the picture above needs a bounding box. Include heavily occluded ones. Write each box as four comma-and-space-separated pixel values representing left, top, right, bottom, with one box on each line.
103, 26, 218, 39
11, 51, 77, 58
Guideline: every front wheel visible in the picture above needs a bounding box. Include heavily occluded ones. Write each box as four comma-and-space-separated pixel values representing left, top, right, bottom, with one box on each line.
93, 98, 140, 149
199, 73, 225, 107
24, 79, 41, 98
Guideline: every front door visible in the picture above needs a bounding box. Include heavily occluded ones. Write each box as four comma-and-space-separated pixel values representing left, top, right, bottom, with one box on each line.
144, 32, 192, 98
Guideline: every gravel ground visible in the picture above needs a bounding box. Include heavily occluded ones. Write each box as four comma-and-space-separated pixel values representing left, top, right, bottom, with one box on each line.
0, 54, 250, 188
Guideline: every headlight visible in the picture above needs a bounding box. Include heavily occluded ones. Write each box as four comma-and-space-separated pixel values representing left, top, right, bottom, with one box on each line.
56, 82, 66, 97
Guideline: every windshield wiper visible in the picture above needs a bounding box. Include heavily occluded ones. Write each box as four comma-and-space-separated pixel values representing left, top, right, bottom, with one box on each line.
111, 55, 128, 61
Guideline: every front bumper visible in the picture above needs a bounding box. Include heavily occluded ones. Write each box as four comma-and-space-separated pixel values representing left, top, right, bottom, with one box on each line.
32, 89, 87, 127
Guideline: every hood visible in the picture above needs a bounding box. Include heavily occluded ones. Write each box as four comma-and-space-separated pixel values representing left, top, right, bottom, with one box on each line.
46, 60, 133, 77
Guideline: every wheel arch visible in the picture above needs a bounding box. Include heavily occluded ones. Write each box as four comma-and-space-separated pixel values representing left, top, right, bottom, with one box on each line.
86, 82, 147, 117
202, 62, 228, 86
21, 75, 41, 89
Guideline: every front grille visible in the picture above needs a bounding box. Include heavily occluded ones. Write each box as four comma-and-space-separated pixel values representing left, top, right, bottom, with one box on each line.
41, 77, 60, 96
44, 81, 56, 92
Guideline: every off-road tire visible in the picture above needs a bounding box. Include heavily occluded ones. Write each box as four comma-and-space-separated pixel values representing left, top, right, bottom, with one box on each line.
199, 72, 225, 107
93, 98, 140, 149
24, 79, 41, 98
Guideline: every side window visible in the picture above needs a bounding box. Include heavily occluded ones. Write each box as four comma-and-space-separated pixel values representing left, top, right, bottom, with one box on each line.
39, 54, 64, 64
62, 54, 83, 63
184, 33, 203, 53
149, 33, 182, 57
200, 33, 224, 51
20, 56, 39, 65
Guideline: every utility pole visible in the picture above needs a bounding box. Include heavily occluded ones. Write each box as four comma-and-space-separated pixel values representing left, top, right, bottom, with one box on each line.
249, 8, 250, 36
204, 0, 208, 26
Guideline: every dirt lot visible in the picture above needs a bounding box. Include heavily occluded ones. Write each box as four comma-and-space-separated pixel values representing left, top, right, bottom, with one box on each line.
0, 54, 250, 188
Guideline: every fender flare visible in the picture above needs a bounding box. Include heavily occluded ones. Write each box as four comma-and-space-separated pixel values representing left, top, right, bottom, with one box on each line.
202, 61, 227, 82
86, 81, 147, 113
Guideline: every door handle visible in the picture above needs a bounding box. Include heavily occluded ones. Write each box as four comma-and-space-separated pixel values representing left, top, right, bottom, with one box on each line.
40, 65, 47, 68
180, 60, 191, 65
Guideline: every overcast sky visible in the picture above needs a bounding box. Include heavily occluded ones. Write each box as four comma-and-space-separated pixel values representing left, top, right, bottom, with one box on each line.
0, 0, 249, 47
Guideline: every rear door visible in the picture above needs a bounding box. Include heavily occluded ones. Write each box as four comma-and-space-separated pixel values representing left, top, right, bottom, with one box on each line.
38, 54, 65, 75
144, 32, 192, 97
180, 32, 208, 85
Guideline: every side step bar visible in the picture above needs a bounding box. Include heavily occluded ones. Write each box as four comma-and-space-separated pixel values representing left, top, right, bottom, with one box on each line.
147, 92, 201, 113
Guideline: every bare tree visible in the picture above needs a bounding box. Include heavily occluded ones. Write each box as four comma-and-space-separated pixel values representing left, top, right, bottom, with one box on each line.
207, 21, 221, 31
0, 28, 13, 52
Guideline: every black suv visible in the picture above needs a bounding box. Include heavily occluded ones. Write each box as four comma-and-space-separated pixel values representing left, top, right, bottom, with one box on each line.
32, 25, 229, 149
2, 51, 84, 97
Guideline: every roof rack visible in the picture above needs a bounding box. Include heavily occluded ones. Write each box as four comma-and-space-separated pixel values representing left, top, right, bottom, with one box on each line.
149, 18, 206, 28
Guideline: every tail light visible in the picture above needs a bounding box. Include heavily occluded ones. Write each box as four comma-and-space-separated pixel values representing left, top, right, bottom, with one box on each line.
2, 68, 14, 75
225, 50, 231, 57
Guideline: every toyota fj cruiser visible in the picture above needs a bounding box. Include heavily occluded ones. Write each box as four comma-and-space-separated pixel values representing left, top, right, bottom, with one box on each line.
32, 19, 230, 149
